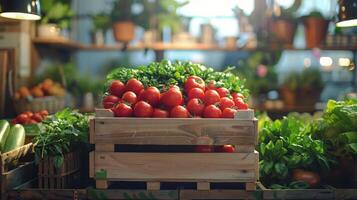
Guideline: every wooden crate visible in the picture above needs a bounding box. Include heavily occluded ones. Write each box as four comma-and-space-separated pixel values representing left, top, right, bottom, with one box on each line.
0, 143, 35, 194
38, 151, 81, 189
90, 109, 258, 191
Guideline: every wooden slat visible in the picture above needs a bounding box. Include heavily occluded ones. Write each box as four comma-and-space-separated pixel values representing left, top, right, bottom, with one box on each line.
197, 182, 210, 191
263, 189, 334, 199
93, 152, 258, 182
147, 182, 160, 190
89, 119, 95, 144
93, 118, 257, 145
180, 190, 260, 200
7, 189, 87, 200
89, 152, 94, 178
96, 180, 108, 189
1, 143, 33, 168
87, 189, 178, 200
95, 144, 114, 152
245, 182, 256, 191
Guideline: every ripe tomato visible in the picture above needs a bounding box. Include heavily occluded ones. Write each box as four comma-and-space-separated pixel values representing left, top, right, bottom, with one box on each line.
23, 111, 33, 118
161, 87, 183, 109
122, 91, 137, 105
233, 97, 249, 110
39, 110, 49, 116
187, 88, 205, 100
184, 76, 205, 92
32, 113, 43, 122
133, 101, 153, 117
203, 105, 222, 118
109, 80, 125, 97
187, 98, 204, 117
215, 145, 235, 152
221, 108, 237, 118
11, 119, 18, 125
216, 87, 230, 98
170, 105, 189, 118
125, 78, 144, 95
220, 97, 235, 110
207, 80, 217, 90
204, 90, 220, 105
231, 92, 244, 99
152, 108, 169, 118
139, 86, 160, 106
195, 145, 214, 153
16, 114, 29, 124
113, 103, 133, 117
28, 119, 38, 124
102, 95, 120, 109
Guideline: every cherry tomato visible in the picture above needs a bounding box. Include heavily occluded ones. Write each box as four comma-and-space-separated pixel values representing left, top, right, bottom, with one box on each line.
102, 95, 120, 109
109, 80, 125, 97
204, 90, 220, 105
221, 108, 237, 118
184, 75, 205, 92
233, 97, 249, 110
203, 105, 222, 118
195, 145, 214, 153
187, 98, 205, 117
219, 97, 235, 110
28, 119, 38, 124
113, 102, 133, 117
207, 80, 217, 90
23, 111, 33, 118
215, 145, 235, 152
152, 108, 169, 118
39, 110, 49, 116
32, 113, 43, 122
122, 91, 137, 105
216, 87, 230, 98
161, 87, 183, 109
133, 101, 153, 117
170, 105, 189, 118
187, 88, 205, 101
139, 86, 160, 106
11, 119, 18, 125
231, 92, 244, 99
16, 114, 29, 124
125, 78, 144, 95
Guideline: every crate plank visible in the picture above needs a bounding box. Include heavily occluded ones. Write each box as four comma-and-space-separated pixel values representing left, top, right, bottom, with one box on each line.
87, 189, 178, 200
93, 118, 257, 145
263, 189, 334, 199
180, 190, 261, 200
6, 189, 87, 200
93, 152, 258, 182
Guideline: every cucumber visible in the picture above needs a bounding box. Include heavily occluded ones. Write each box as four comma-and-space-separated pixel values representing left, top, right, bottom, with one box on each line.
0, 120, 10, 152
3, 124, 25, 153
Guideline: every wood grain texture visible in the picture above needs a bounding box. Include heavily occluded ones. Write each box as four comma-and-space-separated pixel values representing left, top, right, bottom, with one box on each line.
180, 190, 261, 200
87, 189, 178, 200
197, 182, 210, 191
147, 182, 160, 190
93, 118, 257, 146
93, 152, 258, 182
263, 189, 334, 199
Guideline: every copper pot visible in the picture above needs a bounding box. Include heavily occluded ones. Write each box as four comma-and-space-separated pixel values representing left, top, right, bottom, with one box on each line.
112, 21, 135, 43
303, 17, 329, 48
272, 19, 297, 46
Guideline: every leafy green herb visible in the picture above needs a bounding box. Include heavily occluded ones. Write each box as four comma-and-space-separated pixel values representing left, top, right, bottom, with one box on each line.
33, 109, 89, 168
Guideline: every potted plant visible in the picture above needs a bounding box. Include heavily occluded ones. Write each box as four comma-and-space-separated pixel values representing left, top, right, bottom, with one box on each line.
111, 0, 138, 43
270, 0, 301, 46
303, 11, 330, 48
91, 13, 110, 45
280, 71, 299, 106
38, 0, 74, 39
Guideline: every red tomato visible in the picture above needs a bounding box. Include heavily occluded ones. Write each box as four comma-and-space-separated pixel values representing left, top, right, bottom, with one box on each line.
215, 145, 235, 152
16, 114, 29, 124
221, 108, 237, 118
125, 78, 144, 95
28, 119, 38, 124
32, 113, 43, 122
122, 91, 137, 105
187, 88, 205, 100
216, 87, 230, 98
113, 103, 133, 117
219, 97, 235, 110
133, 101, 153, 117
152, 108, 169, 118
203, 105, 222, 118
170, 105, 189, 118
231, 92, 244, 99
109, 80, 125, 97
102, 95, 120, 109
39, 110, 49, 116
207, 81, 217, 90
139, 86, 160, 106
11, 119, 18, 125
23, 111, 33, 118
184, 76, 205, 92
204, 90, 220, 105
187, 98, 205, 117
195, 145, 214, 153
233, 97, 249, 110
161, 87, 183, 109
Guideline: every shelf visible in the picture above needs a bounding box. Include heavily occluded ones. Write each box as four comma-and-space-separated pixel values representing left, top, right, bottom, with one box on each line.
254, 105, 317, 113
32, 38, 357, 52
